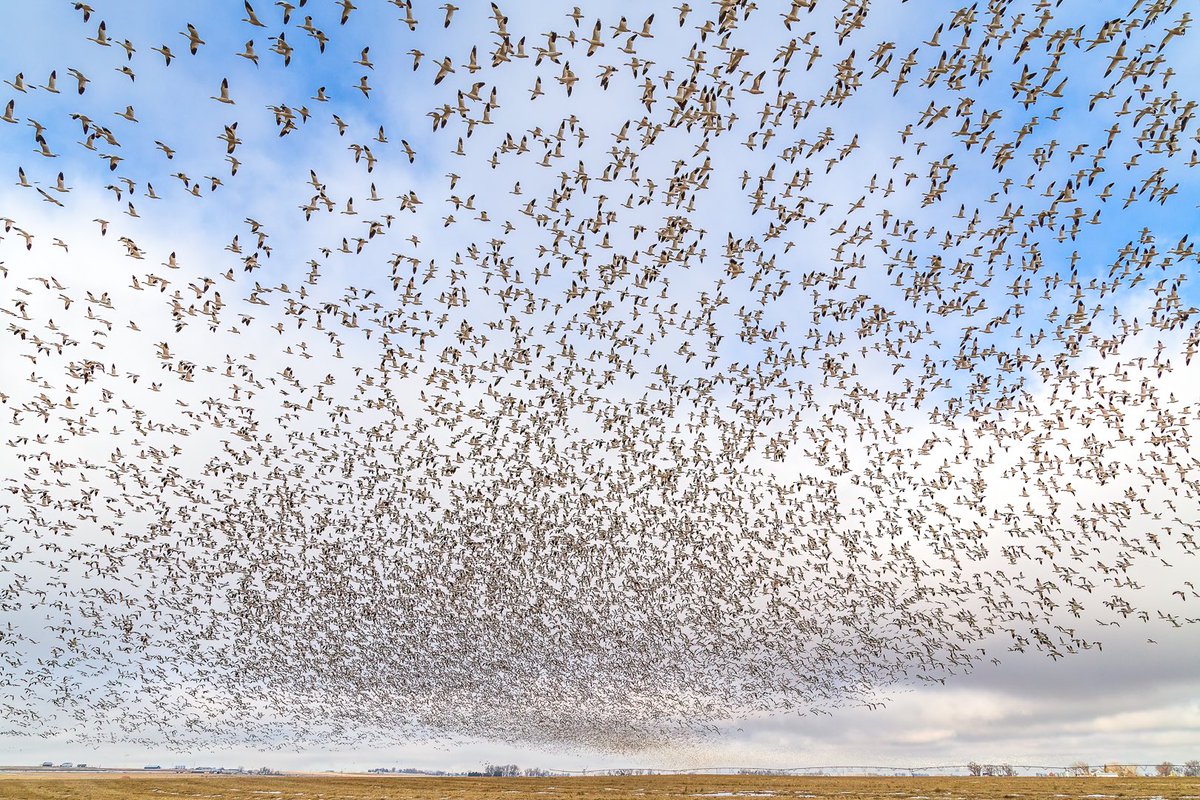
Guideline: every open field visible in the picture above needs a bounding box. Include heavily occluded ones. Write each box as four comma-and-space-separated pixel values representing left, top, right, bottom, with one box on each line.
0, 774, 1197, 800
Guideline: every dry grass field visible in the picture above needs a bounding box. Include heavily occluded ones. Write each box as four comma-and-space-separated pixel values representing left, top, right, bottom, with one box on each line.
0, 774, 1197, 800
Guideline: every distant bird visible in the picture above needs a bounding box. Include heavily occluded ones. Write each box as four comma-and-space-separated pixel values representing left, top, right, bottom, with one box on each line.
181, 23, 204, 54
242, 0, 266, 27
237, 40, 259, 66
211, 78, 235, 104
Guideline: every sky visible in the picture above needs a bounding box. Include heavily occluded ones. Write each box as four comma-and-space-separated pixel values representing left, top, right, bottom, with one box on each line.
4, 630, 1199, 772
1, 0, 1199, 774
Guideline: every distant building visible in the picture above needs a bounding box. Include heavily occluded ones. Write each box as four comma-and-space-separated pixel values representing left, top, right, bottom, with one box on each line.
144, 765, 161, 770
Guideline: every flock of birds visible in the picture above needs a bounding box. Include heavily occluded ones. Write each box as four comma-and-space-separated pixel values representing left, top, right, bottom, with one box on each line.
1, 0, 1198, 753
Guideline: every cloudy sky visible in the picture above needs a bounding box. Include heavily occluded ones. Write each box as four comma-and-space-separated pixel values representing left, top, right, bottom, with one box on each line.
1, 0, 1198, 774
5, 629, 1199, 772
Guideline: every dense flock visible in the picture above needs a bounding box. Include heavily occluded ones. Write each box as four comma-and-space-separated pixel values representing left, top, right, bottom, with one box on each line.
1, 0, 1198, 751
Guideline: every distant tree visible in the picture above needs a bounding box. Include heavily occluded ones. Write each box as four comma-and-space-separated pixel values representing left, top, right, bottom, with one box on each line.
1183, 760, 1200, 777
982, 764, 998, 777
482, 763, 519, 777
967, 762, 983, 776
1156, 763, 1173, 777
1068, 762, 1092, 777
999, 764, 1017, 777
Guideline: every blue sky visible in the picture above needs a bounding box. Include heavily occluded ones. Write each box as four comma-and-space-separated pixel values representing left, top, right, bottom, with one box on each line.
1, 0, 1199, 772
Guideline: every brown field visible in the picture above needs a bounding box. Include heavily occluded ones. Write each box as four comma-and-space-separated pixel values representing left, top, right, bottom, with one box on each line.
0, 774, 1197, 800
